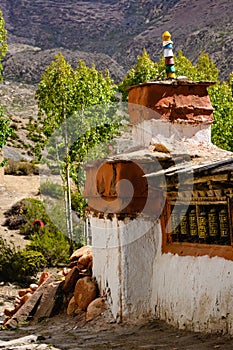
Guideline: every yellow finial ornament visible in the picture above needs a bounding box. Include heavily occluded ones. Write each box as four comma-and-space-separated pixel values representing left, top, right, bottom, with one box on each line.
162, 31, 175, 79
162, 31, 171, 41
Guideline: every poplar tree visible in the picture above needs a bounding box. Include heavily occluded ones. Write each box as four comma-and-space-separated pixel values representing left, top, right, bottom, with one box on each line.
0, 10, 12, 158
31, 53, 118, 249
0, 9, 7, 79
118, 49, 160, 101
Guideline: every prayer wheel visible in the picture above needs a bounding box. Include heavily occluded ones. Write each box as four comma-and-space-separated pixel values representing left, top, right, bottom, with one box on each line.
171, 210, 180, 237
198, 211, 208, 240
208, 208, 219, 238
189, 209, 198, 237
180, 209, 189, 239
219, 208, 229, 238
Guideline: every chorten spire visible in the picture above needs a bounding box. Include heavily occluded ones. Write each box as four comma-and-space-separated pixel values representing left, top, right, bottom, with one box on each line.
162, 31, 176, 79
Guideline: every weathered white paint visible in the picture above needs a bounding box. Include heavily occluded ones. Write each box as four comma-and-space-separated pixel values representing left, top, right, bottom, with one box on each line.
119, 217, 160, 320
90, 216, 122, 321
91, 215, 233, 334
132, 119, 212, 148
152, 252, 233, 334
91, 215, 160, 321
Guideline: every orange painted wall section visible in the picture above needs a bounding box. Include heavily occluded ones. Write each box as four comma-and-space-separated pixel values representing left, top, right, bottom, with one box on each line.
128, 83, 214, 124
84, 160, 164, 217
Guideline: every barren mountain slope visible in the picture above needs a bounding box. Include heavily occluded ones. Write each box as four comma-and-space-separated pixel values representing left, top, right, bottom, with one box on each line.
1, 0, 232, 80
3, 44, 125, 83
1, 0, 168, 54
117, 0, 233, 80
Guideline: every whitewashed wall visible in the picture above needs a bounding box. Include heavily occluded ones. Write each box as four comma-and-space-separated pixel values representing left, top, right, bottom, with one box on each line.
132, 119, 212, 148
152, 252, 233, 334
90, 216, 122, 321
90, 215, 233, 334
90, 216, 160, 321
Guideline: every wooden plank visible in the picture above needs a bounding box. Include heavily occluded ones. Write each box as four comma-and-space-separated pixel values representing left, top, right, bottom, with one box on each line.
34, 280, 63, 320
5, 274, 56, 328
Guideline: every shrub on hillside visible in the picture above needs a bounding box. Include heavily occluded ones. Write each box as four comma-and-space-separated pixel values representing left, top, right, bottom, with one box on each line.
4, 198, 48, 234
39, 181, 63, 199
4, 159, 39, 175
28, 228, 70, 267
0, 237, 46, 283
3, 198, 71, 267
12, 249, 46, 281
19, 198, 50, 237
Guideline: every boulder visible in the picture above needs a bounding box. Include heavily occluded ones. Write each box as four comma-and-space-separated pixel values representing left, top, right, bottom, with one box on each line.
74, 276, 98, 311
77, 253, 93, 270
18, 288, 30, 297
61, 267, 71, 276
66, 296, 79, 315
86, 297, 107, 321
18, 284, 37, 297
38, 271, 50, 286
19, 292, 32, 306
63, 266, 80, 295
4, 292, 32, 318
69, 245, 92, 262
29, 283, 38, 292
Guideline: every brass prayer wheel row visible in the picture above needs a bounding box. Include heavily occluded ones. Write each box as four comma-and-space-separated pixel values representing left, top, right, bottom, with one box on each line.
170, 206, 230, 243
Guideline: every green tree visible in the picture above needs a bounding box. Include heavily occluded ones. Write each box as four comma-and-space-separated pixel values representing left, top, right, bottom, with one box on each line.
195, 51, 219, 81
0, 10, 13, 159
228, 72, 233, 96
209, 82, 233, 151
186, 52, 231, 151
172, 51, 232, 151
118, 49, 160, 101
30, 53, 119, 249
119, 49, 219, 100
0, 9, 7, 80
32, 54, 117, 156
174, 50, 196, 79
0, 106, 12, 154
174, 50, 219, 81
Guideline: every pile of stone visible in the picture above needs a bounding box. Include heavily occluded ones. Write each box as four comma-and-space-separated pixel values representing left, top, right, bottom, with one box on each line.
63, 245, 107, 321
3, 246, 107, 328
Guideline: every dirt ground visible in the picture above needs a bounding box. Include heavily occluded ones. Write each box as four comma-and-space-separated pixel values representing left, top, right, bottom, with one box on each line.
1, 310, 233, 350
0, 174, 40, 249
0, 175, 233, 349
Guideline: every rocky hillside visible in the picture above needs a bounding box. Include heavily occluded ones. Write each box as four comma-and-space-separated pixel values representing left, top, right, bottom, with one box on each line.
0, 80, 38, 159
1, 1, 177, 55
1, 0, 233, 81
3, 44, 125, 84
